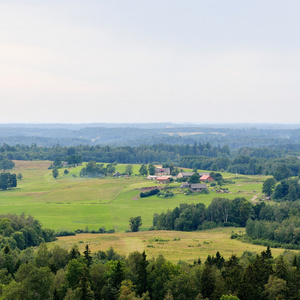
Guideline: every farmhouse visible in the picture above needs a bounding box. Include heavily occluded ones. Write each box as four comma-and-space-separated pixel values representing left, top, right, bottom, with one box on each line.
157, 177, 171, 184
180, 182, 208, 192
200, 175, 214, 182
155, 168, 170, 176
190, 183, 208, 192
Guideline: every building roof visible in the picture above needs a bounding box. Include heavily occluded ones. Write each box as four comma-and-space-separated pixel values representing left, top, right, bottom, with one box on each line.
200, 175, 212, 180
181, 183, 190, 188
157, 177, 170, 181
190, 183, 207, 189
180, 172, 195, 177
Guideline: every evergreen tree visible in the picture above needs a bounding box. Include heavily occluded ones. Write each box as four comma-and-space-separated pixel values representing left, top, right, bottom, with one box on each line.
137, 251, 149, 296
84, 245, 92, 268
77, 267, 95, 300
200, 264, 216, 299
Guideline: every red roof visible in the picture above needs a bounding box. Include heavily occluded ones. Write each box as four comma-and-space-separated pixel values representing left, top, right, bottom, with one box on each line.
157, 177, 170, 180
200, 175, 211, 180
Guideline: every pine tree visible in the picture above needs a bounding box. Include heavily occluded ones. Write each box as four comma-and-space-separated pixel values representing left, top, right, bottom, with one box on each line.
200, 265, 216, 299
70, 245, 81, 260
137, 251, 149, 296
83, 245, 92, 268
77, 267, 95, 300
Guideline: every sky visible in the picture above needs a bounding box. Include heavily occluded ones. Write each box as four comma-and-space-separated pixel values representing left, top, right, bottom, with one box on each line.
1, 1, 300, 124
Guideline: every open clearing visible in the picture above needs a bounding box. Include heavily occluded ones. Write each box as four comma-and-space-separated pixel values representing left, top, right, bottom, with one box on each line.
0, 161, 269, 232
50, 228, 295, 263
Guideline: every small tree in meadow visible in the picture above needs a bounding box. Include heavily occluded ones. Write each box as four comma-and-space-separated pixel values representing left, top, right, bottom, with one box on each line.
52, 169, 59, 179
139, 164, 148, 176
129, 216, 142, 232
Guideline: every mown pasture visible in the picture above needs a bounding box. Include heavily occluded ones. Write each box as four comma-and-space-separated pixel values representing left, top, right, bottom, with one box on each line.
50, 228, 295, 263
0, 160, 269, 232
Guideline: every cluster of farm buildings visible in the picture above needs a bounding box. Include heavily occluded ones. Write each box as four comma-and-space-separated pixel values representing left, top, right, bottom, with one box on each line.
148, 168, 214, 192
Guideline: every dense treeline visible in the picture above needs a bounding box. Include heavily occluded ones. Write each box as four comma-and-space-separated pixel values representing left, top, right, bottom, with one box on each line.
0, 242, 299, 300
0, 214, 56, 250
153, 198, 300, 248
180, 154, 300, 176
0, 143, 230, 164
245, 216, 300, 249
1, 143, 300, 177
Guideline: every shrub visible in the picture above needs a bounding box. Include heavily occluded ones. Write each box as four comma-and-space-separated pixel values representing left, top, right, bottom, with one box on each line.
140, 189, 160, 198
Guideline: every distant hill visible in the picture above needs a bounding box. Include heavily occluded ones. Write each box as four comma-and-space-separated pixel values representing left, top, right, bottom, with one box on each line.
0, 123, 300, 148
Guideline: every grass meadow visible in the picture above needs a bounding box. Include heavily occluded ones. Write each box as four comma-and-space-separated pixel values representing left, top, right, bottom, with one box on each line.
49, 228, 295, 263
0, 161, 268, 233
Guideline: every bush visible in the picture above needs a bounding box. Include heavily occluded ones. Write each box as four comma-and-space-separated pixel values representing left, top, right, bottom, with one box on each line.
177, 177, 187, 183
157, 190, 174, 198
140, 189, 160, 198
55, 231, 76, 237
198, 221, 218, 230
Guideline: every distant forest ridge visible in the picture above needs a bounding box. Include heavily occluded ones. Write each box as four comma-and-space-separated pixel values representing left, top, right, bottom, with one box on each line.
1, 142, 300, 176
0, 123, 300, 148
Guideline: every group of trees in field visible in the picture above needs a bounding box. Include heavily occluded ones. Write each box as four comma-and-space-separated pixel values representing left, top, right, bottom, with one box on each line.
262, 176, 300, 202
262, 165, 300, 202
0, 172, 17, 190
0, 214, 56, 250
153, 198, 300, 248
80, 162, 116, 178
0, 241, 299, 300
0, 157, 15, 170
153, 197, 253, 231
0, 156, 17, 190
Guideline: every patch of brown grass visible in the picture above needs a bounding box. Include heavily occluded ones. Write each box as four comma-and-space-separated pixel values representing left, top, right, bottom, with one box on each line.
13, 160, 51, 170
50, 229, 295, 263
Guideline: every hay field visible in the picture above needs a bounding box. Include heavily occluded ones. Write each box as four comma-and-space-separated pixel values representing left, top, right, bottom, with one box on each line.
50, 228, 295, 263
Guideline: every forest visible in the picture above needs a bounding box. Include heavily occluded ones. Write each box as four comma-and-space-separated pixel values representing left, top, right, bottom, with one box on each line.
1, 123, 300, 148
0, 239, 299, 300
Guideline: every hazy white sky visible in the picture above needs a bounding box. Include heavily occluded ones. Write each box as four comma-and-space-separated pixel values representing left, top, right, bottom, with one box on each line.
1, 1, 300, 124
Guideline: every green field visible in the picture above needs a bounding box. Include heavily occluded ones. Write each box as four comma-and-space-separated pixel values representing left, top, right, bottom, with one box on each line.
0, 161, 269, 232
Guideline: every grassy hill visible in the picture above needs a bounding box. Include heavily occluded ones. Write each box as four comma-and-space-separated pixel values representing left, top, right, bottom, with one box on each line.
0, 160, 268, 232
